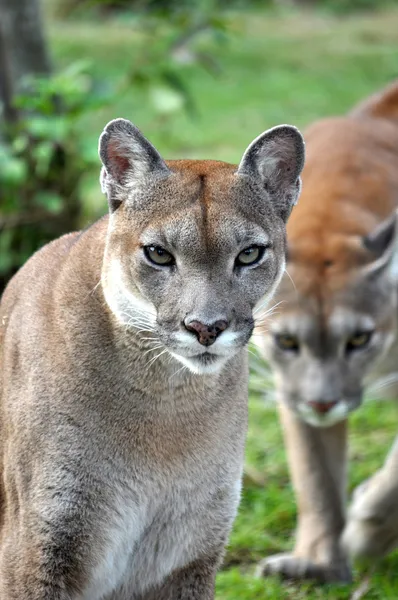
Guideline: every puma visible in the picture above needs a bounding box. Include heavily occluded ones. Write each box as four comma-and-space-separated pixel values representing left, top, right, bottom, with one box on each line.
0, 118, 304, 598
256, 81, 398, 584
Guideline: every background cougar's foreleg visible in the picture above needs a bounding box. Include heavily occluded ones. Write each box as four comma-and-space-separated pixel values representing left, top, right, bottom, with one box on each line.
342, 435, 398, 560
257, 402, 351, 583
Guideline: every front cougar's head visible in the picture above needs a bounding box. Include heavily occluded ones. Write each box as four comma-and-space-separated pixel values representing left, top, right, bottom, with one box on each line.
99, 118, 304, 374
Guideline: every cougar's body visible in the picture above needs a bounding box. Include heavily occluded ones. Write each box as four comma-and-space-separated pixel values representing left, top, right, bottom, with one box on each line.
0, 216, 244, 598
257, 82, 398, 583
0, 122, 304, 598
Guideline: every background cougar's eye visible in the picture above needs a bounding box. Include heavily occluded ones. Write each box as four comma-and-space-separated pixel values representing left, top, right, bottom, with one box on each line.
236, 246, 264, 266
346, 331, 373, 352
144, 245, 174, 266
275, 333, 300, 352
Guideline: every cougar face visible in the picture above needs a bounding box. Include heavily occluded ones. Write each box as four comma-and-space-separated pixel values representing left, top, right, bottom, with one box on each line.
100, 120, 305, 374
263, 257, 397, 427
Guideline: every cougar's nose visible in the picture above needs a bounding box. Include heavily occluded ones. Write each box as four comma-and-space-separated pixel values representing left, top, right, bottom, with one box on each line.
184, 319, 228, 346
308, 400, 338, 414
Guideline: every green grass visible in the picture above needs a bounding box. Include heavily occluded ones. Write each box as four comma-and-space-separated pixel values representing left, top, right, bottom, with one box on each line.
47, 6, 398, 218
46, 5, 398, 597
216, 384, 398, 599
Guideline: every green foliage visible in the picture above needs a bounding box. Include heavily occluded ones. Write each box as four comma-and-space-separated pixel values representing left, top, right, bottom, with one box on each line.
0, 62, 105, 287
318, 0, 396, 14
52, 0, 273, 19
51, 0, 396, 20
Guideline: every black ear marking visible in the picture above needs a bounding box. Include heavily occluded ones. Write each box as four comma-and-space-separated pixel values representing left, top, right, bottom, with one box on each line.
238, 125, 305, 222
98, 118, 170, 211
362, 210, 398, 277
363, 212, 397, 257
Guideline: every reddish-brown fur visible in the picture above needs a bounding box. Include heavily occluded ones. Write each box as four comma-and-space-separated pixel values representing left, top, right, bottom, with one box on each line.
257, 81, 398, 583
287, 114, 398, 298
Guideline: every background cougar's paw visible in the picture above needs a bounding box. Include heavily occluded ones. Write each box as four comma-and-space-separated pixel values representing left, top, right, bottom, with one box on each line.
342, 517, 397, 560
352, 478, 372, 503
256, 553, 352, 584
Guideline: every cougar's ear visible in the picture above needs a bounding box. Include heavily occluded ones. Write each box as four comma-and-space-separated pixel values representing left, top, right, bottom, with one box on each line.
363, 210, 398, 278
351, 80, 398, 125
99, 118, 170, 211
238, 125, 305, 222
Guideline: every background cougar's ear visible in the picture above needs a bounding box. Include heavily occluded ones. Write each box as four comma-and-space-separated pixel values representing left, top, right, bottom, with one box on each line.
237, 125, 305, 222
350, 79, 398, 125
363, 210, 398, 278
99, 118, 170, 211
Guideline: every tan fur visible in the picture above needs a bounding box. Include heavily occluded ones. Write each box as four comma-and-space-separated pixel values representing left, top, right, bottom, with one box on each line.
257, 82, 398, 583
0, 120, 304, 598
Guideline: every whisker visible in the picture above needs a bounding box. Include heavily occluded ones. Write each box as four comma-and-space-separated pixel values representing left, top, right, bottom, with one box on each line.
125, 318, 155, 332
120, 310, 155, 326
254, 299, 285, 317
254, 311, 282, 326
366, 372, 398, 395
142, 345, 164, 356
126, 318, 155, 328
284, 267, 297, 292
120, 309, 153, 320
170, 364, 189, 380
147, 348, 169, 368
88, 279, 102, 298
129, 326, 155, 334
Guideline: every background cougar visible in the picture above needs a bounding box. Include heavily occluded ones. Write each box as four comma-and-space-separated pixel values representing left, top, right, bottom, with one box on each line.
257, 81, 398, 584
0, 118, 304, 598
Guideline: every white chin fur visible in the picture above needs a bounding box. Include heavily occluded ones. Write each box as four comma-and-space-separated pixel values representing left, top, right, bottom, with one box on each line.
297, 401, 351, 428
170, 352, 229, 375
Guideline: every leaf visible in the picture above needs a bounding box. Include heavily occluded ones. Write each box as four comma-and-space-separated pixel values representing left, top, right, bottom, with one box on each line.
149, 85, 185, 115
33, 141, 55, 178
160, 69, 198, 118
0, 230, 15, 274
0, 157, 28, 187
33, 192, 64, 215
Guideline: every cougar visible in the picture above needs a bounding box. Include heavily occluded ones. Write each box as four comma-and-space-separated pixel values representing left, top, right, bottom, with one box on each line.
0, 118, 304, 598
256, 81, 398, 584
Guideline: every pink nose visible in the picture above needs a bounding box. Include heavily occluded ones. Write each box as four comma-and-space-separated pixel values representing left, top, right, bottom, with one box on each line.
184, 320, 228, 346
308, 400, 338, 414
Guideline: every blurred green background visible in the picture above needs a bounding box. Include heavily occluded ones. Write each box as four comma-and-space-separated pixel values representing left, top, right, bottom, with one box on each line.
1, 0, 398, 597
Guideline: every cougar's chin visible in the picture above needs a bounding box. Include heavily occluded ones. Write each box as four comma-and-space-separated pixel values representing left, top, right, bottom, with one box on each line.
169, 351, 231, 375
297, 401, 352, 428
166, 330, 245, 375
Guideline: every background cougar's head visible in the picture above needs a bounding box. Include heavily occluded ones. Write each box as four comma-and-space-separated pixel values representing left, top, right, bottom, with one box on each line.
99, 118, 304, 374
259, 119, 398, 426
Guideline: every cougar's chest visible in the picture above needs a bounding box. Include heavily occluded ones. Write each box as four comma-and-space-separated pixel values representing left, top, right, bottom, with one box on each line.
83, 446, 242, 599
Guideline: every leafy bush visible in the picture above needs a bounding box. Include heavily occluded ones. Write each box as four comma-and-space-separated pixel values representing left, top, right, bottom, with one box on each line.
52, 0, 394, 18
0, 62, 106, 293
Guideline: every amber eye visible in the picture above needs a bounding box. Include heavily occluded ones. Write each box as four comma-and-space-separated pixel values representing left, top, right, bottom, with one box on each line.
236, 246, 265, 267
346, 331, 373, 353
275, 334, 300, 352
144, 246, 174, 266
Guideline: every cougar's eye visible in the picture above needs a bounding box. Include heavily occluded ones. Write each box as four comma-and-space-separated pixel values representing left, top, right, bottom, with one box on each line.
275, 334, 300, 352
346, 331, 373, 353
144, 246, 174, 266
236, 246, 265, 267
